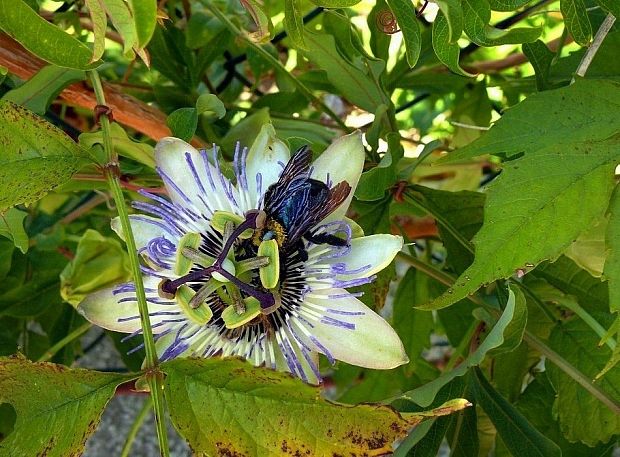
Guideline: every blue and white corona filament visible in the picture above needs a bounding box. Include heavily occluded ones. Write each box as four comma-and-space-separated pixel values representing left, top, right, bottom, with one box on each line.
78, 125, 408, 383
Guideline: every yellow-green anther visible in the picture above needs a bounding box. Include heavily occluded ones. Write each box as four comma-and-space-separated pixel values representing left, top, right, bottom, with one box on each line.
189, 278, 224, 309
212, 257, 236, 282
180, 247, 215, 267
258, 239, 279, 289
235, 256, 270, 275
175, 232, 202, 276
222, 297, 261, 329
176, 285, 213, 325
211, 211, 253, 239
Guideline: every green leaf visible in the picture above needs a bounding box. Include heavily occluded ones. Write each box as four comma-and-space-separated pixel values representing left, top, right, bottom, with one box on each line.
595, 0, 620, 17
488, 286, 527, 355
386, 0, 422, 67
471, 367, 562, 457
0, 356, 131, 456
128, 0, 157, 48
488, 0, 534, 11
163, 358, 470, 456
0, 249, 66, 317
560, 0, 592, 46
435, 0, 464, 43
196, 93, 226, 119
166, 107, 198, 142
547, 317, 620, 446
428, 80, 620, 310
60, 229, 131, 306
522, 40, 554, 91
104, 0, 138, 55
0, 0, 99, 70
0, 208, 28, 254
433, 12, 475, 77
564, 215, 606, 277
401, 288, 517, 407
393, 269, 435, 374
284, 0, 306, 50
0, 101, 89, 212
409, 185, 485, 273
534, 255, 609, 313
462, 0, 541, 46
240, 0, 273, 43
309, 0, 361, 6
84, 0, 107, 62
2, 65, 85, 115
301, 32, 385, 113
516, 373, 614, 457
356, 132, 404, 201
604, 185, 620, 312
79, 122, 155, 168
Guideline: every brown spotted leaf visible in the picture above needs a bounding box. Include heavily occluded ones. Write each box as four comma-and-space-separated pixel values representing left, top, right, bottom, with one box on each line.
163, 358, 470, 456
0, 356, 131, 457
0, 100, 89, 211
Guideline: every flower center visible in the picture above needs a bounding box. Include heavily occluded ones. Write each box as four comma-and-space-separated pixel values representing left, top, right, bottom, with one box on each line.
158, 209, 285, 326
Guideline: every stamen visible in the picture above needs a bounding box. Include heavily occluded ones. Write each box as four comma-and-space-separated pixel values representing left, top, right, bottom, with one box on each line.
236, 256, 270, 275
258, 239, 280, 289
189, 279, 224, 309
176, 285, 213, 325
175, 232, 203, 275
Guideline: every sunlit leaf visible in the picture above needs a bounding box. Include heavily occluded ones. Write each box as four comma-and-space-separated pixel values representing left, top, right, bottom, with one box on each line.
435, 0, 464, 43
0, 101, 89, 211
0, 356, 131, 456
560, 0, 592, 46
85, 0, 108, 62
166, 107, 198, 142
488, 0, 534, 11
0, 0, 99, 70
284, 0, 306, 50
428, 80, 620, 310
163, 358, 470, 456
386, 0, 422, 67
128, 0, 158, 48
462, 0, 541, 46
0, 208, 28, 254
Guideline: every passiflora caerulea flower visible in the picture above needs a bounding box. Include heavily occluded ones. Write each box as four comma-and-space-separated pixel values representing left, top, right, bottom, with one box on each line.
78, 125, 408, 383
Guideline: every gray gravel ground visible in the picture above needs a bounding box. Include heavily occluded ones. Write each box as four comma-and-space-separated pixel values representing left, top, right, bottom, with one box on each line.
77, 330, 190, 456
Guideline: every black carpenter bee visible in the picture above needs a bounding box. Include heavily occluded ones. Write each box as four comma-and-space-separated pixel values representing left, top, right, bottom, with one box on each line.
254, 146, 352, 261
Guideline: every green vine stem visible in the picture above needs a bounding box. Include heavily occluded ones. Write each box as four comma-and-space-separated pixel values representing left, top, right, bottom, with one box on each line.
396, 251, 620, 415
37, 322, 92, 362
204, 2, 351, 133
87, 70, 170, 457
121, 397, 153, 457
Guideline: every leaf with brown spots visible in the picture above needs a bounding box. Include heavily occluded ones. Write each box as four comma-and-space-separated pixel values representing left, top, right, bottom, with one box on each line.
0, 101, 89, 212
0, 355, 132, 457
163, 358, 471, 456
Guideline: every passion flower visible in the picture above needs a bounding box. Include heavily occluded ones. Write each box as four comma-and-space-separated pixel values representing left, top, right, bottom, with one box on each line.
78, 125, 408, 383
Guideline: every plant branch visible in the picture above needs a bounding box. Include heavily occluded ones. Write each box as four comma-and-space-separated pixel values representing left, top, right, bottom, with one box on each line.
88, 70, 170, 457
574, 13, 616, 79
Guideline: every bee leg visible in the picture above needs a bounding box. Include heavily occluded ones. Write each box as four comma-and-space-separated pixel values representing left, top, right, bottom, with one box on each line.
304, 232, 349, 247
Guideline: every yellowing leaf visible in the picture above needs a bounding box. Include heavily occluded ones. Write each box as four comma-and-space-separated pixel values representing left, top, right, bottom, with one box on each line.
163, 358, 470, 456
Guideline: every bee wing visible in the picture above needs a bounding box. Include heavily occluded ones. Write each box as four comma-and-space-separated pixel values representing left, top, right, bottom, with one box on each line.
263, 146, 312, 213
286, 181, 351, 245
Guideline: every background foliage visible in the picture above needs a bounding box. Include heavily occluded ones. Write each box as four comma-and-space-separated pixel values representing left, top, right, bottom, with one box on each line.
0, 0, 618, 455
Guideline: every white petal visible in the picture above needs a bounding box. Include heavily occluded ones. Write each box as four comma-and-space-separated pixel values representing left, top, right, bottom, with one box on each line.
77, 276, 179, 335
154, 137, 239, 214
310, 234, 403, 280
245, 124, 290, 204
310, 131, 364, 222
300, 290, 408, 369
111, 215, 179, 250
